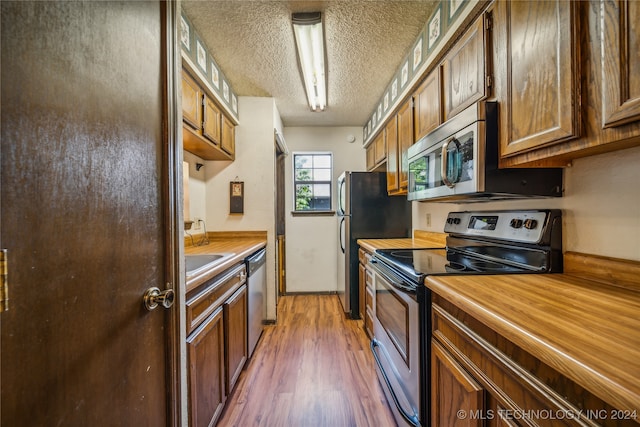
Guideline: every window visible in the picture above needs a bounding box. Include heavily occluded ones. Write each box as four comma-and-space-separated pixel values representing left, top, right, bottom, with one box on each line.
293, 152, 332, 212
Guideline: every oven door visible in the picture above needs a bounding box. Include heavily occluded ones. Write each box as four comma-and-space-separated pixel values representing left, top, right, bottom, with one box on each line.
407, 120, 483, 201
370, 261, 421, 427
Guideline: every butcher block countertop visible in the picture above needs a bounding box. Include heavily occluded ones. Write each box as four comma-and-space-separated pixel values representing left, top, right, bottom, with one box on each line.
358, 230, 447, 253
185, 231, 267, 293
426, 268, 640, 414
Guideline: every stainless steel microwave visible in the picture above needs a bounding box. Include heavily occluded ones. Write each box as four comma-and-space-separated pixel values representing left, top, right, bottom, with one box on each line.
407, 102, 563, 202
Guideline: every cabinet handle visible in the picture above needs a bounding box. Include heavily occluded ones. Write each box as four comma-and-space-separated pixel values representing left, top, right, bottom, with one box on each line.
239, 271, 247, 282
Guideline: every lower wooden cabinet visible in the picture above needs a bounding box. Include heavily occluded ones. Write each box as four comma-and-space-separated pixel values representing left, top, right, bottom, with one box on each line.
187, 306, 226, 427
358, 248, 375, 338
431, 340, 484, 427
224, 284, 247, 393
186, 263, 248, 427
430, 297, 637, 427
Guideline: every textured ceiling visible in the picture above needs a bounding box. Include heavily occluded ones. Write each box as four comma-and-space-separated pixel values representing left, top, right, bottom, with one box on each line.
182, 1, 438, 127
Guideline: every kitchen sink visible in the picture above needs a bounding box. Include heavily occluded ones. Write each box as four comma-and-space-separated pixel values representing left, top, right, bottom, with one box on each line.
185, 253, 235, 277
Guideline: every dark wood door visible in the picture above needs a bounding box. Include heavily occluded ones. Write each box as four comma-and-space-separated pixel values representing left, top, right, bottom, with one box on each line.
1, 2, 174, 425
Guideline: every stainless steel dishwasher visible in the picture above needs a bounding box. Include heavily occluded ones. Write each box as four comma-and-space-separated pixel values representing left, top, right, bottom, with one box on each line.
246, 248, 266, 358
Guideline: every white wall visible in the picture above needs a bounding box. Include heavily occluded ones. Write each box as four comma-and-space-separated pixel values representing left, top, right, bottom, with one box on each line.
184, 97, 280, 320
284, 127, 366, 293
413, 145, 640, 261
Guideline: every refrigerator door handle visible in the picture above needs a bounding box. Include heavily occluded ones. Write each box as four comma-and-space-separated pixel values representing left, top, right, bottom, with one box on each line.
339, 217, 346, 254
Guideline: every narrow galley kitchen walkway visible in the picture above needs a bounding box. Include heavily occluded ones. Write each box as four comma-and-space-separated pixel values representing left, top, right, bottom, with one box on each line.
218, 295, 396, 426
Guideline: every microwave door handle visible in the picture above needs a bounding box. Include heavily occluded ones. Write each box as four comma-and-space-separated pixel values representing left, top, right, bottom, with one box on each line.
441, 137, 460, 188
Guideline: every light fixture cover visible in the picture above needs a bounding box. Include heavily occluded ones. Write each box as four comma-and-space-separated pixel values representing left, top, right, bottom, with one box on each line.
292, 12, 326, 112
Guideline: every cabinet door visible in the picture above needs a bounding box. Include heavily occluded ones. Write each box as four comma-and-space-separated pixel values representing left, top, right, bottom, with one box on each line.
220, 114, 235, 157
187, 307, 226, 427
397, 98, 413, 192
358, 262, 366, 321
602, 0, 640, 127
442, 16, 489, 121
374, 131, 386, 165
431, 340, 485, 427
366, 144, 376, 171
414, 69, 442, 142
385, 116, 399, 193
224, 285, 247, 394
182, 71, 201, 130
202, 95, 221, 144
498, 0, 580, 157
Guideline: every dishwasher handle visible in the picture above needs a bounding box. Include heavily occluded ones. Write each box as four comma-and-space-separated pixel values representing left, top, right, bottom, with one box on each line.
247, 248, 266, 275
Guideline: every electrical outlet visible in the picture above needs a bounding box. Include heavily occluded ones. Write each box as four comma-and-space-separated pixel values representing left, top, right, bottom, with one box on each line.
193, 218, 201, 230
425, 213, 431, 227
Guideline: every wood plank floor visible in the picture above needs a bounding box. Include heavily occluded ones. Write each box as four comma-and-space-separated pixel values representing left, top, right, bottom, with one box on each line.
218, 294, 396, 426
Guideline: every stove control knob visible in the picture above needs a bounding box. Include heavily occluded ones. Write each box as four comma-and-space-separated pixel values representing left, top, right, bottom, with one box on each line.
453, 217, 461, 225
523, 219, 538, 230
447, 218, 453, 224
510, 218, 523, 229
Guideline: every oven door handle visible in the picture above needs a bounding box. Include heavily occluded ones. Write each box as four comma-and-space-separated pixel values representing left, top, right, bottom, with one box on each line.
370, 339, 421, 426
370, 259, 416, 294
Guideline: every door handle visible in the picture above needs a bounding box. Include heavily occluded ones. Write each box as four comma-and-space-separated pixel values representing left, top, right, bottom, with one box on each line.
143, 286, 175, 311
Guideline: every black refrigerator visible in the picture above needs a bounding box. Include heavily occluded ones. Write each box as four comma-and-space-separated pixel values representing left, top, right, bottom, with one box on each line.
337, 171, 411, 318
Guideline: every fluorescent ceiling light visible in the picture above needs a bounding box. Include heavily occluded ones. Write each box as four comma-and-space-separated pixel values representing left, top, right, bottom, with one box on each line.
292, 12, 326, 112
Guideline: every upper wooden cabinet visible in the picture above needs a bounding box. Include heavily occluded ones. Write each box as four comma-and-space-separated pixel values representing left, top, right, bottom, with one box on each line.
385, 115, 399, 193
202, 95, 221, 144
221, 114, 235, 156
397, 98, 413, 192
602, 0, 640, 128
442, 14, 491, 122
182, 71, 201, 131
413, 68, 442, 142
495, 0, 581, 158
182, 68, 236, 161
366, 131, 386, 171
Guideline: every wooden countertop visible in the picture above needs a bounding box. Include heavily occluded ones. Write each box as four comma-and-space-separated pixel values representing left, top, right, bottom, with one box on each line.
426, 272, 640, 413
358, 230, 447, 253
185, 231, 267, 293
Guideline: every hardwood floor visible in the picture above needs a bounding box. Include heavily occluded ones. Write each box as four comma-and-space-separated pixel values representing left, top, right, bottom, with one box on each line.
218, 294, 396, 426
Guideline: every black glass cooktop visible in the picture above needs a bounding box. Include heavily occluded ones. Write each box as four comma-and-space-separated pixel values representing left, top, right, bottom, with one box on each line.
374, 248, 530, 284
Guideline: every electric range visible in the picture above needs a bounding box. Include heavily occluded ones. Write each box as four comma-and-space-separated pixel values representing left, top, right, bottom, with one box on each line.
369, 210, 562, 427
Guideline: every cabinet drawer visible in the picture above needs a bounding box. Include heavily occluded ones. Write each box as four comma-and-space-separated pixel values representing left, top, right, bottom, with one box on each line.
186, 263, 246, 335
365, 267, 374, 289
365, 286, 373, 311
358, 248, 368, 265
365, 307, 374, 339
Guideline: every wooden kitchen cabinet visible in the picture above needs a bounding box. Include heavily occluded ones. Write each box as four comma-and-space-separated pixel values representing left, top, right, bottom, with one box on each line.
430, 296, 638, 427
601, 0, 640, 128
494, 0, 581, 158
202, 95, 221, 144
385, 115, 399, 193
220, 114, 235, 156
366, 131, 386, 171
182, 71, 202, 131
413, 68, 441, 142
187, 306, 225, 427
182, 68, 236, 161
396, 98, 413, 192
224, 284, 247, 394
442, 13, 491, 122
431, 340, 484, 427
358, 248, 374, 338
385, 97, 413, 195
494, 0, 640, 166
374, 131, 386, 165
186, 263, 248, 427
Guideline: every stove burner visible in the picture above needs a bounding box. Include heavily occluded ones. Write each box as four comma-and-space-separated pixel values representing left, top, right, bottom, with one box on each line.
388, 250, 428, 258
